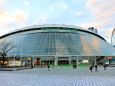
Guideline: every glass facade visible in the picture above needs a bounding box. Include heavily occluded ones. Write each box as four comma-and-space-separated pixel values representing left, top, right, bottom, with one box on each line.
0, 26, 115, 57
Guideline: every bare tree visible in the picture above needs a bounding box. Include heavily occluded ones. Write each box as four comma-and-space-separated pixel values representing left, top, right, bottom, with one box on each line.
0, 40, 16, 65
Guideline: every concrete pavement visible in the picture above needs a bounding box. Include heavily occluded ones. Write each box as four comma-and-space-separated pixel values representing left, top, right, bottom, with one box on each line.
0, 67, 115, 86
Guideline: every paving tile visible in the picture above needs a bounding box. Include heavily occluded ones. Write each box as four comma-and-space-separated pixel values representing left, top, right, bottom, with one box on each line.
0, 67, 115, 86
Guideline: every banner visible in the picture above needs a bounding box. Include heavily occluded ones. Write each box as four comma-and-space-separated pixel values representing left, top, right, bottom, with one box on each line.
83, 60, 88, 63
9, 61, 21, 66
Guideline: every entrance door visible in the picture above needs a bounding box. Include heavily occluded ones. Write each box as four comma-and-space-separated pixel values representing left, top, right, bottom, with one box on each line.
58, 60, 69, 65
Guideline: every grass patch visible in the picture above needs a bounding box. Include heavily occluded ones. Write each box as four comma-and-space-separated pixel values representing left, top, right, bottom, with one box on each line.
79, 64, 88, 67
50, 64, 88, 68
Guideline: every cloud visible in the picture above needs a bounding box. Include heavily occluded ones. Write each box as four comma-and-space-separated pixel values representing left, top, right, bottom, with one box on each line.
58, 2, 68, 10
0, 7, 28, 36
84, 0, 115, 43
0, 10, 14, 30
106, 28, 113, 37
76, 11, 82, 16
33, 21, 38, 25
85, 0, 115, 35
104, 27, 114, 43
49, 2, 68, 11
0, 29, 9, 36
25, 1, 30, 6
0, 10, 13, 23
85, 0, 105, 9
79, 22, 97, 30
40, 16, 47, 24
0, 0, 6, 8
92, 1, 115, 14
0, 10, 11, 17
15, 10, 28, 21
85, 0, 98, 8
0, 0, 28, 31
1, 23, 9, 30
49, 5, 54, 11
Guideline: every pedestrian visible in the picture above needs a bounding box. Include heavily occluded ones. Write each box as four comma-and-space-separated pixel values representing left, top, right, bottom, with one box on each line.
73, 63, 75, 69
75, 64, 77, 69
95, 65, 98, 72
31, 65, 33, 69
89, 65, 93, 73
48, 64, 50, 71
103, 64, 106, 70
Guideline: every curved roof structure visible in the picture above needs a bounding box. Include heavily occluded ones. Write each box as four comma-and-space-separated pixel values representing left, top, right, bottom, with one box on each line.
0, 24, 105, 41
0, 24, 115, 57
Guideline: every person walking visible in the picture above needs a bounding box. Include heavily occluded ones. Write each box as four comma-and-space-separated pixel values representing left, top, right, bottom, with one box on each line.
103, 64, 106, 70
95, 65, 98, 72
89, 65, 93, 73
73, 63, 76, 69
75, 64, 77, 69
31, 65, 33, 69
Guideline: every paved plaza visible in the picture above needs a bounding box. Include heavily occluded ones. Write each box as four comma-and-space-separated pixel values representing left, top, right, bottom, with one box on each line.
0, 67, 115, 86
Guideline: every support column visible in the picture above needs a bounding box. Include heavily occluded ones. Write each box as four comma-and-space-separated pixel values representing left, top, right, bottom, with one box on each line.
46, 61, 48, 66
33, 57, 34, 67
54, 56, 58, 66
7, 55, 9, 66
39, 58, 41, 66
77, 56, 79, 67
69, 57, 71, 65
103, 56, 104, 64
95, 56, 97, 65
14, 54, 15, 61
20, 57, 22, 66
21, 41, 23, 66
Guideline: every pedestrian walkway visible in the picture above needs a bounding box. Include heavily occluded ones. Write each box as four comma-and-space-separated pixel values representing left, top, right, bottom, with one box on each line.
0, 67, 115, 86
0, 67, 30, 71
3, 67, 114, 76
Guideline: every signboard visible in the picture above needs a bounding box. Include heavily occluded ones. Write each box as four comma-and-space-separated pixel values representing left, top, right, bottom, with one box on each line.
108, 57, 111, 59
9, 61, 21, 66
58, 57, 68, 59
83, 60, 88, 63
42, 27, 77, 33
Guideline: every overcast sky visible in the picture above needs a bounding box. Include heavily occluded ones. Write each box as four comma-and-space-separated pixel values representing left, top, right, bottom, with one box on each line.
0, 0, 115, 43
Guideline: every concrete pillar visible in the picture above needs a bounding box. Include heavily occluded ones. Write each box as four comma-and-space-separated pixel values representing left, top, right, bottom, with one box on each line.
14, 54, 15, 61
95, 56, 97, 65
54, 56, 58, 66
7, 55, 9, 66
20, 57, 22, 66
69, 57, 71, 65
20, 46, 22, 66
33, 57, 34, 67
77, 56, 79, 67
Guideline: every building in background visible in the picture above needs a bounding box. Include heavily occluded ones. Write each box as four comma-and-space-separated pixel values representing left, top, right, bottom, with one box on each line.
0, 24, 115, 67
